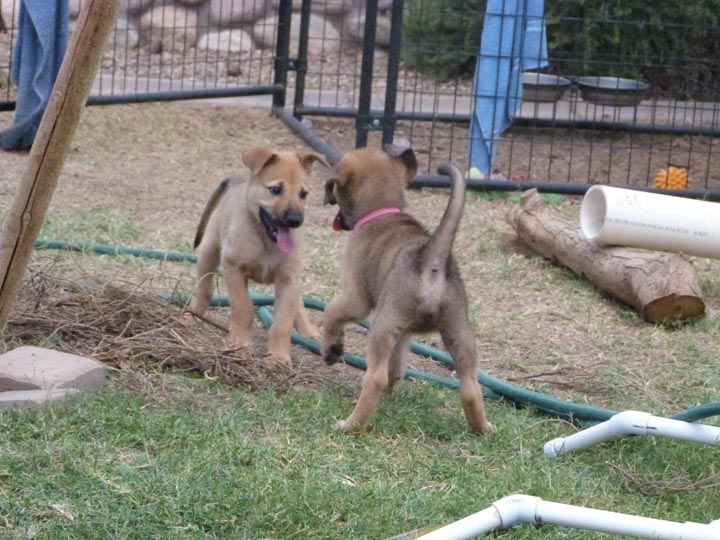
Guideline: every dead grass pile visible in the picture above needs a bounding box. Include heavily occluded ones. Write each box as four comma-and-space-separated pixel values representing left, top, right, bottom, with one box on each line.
3, 270, 315, 390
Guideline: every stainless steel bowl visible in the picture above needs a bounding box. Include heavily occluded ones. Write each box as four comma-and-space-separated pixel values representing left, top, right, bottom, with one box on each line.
576, 76, 650, 107
521, 72, 572, 103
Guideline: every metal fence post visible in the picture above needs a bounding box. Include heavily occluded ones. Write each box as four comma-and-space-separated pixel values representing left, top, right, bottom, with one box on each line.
273, 0, 293, 109
381, 0, 404, 147
355, 0, 379, 148
292, 0, 313, 119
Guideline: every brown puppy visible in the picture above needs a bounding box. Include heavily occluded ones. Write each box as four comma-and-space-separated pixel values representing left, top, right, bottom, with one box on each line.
188, 147, 328, 363
321, 146, 493, 433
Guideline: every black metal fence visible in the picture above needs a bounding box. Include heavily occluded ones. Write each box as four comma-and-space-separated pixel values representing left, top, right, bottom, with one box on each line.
1, 0, 719, 198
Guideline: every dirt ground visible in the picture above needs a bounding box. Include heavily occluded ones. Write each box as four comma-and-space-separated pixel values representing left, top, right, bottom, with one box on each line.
1, 101, 719, 416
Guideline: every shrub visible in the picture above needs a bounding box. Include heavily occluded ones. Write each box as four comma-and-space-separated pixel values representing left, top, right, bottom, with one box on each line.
402, 0, 485, 81
402, 0, 720, 97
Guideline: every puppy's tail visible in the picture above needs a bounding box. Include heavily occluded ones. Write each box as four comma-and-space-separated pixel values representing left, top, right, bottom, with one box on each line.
193, 177, 234, 249
421, 163, 466, 272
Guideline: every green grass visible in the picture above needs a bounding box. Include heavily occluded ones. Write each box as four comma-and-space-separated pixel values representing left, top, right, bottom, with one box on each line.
1, 376, 719, 539
40, 209, 142, 246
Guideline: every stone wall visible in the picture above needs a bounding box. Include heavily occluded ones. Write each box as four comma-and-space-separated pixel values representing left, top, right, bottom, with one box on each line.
37, 0, 393, 56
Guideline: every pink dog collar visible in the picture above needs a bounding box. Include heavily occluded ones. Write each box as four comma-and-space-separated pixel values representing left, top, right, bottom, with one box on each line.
353, 207, 402, 230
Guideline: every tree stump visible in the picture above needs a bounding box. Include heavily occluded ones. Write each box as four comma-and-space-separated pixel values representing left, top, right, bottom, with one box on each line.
506, 189, 705, 324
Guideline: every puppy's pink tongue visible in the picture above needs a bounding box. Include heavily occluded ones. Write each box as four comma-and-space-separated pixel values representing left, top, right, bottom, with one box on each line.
277, 228, 295, 254
332, 213, 343, 231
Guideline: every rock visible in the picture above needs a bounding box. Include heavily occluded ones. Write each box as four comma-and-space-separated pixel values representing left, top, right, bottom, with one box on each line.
1, 0, 18, 27
69, 16, 140, 50
226, 59, 243, 76
343, 6, 391, 47
139, 5, 198, 52
175, 0, 207, 7
112, 17, 141, 49
270, 0, 357, 17
0, 346, 107, 391
253, 12, 339, 55
0, 389, 80, 411
68, 0, 82, 19
124, 0, 157, 17
207, 0, 268, 27
198, 28, 255, 53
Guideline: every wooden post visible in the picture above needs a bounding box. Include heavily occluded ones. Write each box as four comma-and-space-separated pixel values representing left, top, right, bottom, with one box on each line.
0, 0, 121, 332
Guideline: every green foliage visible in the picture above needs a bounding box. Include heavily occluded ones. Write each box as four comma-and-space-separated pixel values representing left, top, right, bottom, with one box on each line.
546, 0, 720, 97
402, 0, 720, 96
2, 378, 720, 539
402, 0, 485, 80
40, 208, 142, 245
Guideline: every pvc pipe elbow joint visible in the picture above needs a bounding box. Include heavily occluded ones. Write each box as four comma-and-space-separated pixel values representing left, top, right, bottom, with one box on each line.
492, 494, 542, 528
544, 410, 652, 457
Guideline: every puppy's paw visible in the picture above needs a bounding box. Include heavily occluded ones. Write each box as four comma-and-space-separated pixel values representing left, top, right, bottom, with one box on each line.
262, 351, 293, 369
335, 417, 363, 432
306, 325, 322, 342
180, 311, 197, 327
322, 343, 344, 366
473, 421, 496, 434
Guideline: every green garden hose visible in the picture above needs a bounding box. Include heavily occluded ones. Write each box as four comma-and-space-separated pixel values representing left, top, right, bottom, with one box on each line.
34, 239, 720, 425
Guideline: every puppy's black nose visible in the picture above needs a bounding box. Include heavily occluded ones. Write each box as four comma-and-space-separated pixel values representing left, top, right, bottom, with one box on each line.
282, 209, 304, 228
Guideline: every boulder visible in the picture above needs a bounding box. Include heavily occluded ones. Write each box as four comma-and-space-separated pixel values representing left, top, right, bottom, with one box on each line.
1, 0, 18, 27
270, 0, 357, 17
124, 0, 157, 17
253, 12, 339, 55
343, 6, 391, 47
207, 0, 268, 27
69, 16, 140, 50
198, 28, 255, 53
139, 4, 198, 52
175, 0, 207, 7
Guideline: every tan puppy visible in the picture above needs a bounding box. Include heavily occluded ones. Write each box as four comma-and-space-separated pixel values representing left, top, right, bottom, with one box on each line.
188, 147, 328, 363
321, 146, 493, 433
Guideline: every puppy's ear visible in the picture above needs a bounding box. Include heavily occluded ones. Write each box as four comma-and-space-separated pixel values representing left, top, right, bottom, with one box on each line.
296, 150, 330, 173
323, 179, 338, 206
243, 147, 278, 175
383, 144, 418, 184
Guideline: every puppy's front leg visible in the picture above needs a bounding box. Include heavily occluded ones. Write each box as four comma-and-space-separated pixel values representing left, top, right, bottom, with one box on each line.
268, 278, 301, 364
294, 305, 321, 342
321, 294, 369, 366
222, 259, 254, 348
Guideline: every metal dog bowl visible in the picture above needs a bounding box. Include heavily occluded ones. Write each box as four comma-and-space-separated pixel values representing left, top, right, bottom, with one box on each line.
521, 72, 572, 103
576, 76, 650, 107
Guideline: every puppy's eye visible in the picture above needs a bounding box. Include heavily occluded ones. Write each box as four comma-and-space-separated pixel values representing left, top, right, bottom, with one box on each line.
299, 189, 308, 200
268, 185, 283, 196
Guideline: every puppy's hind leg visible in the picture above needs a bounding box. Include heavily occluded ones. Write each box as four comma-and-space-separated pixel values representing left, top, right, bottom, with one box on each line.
321, 293, 369, 365
337, 311, 401, 432
440, 314, 494, 433
387, 336, 410, 393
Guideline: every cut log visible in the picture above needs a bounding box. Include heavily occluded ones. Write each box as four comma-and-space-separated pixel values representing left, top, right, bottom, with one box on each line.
506, 189, 705, 324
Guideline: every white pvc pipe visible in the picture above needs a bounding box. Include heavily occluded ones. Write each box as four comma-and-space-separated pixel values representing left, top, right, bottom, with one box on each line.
413, 494, 720, 540
544, 410, 720, 457
580, 185, 720, 258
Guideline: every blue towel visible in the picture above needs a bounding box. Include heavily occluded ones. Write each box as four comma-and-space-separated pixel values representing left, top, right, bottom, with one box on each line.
469, 0, 547, 175
1, 0, 68, 151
